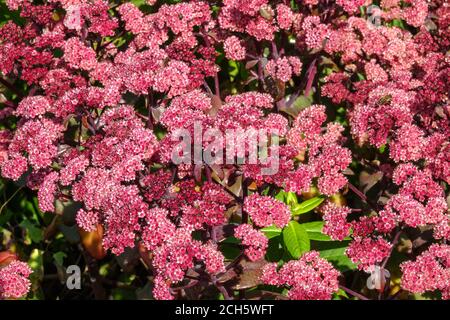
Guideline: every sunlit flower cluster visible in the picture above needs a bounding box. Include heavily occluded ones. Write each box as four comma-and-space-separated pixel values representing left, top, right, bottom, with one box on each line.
0, 0, 448, 300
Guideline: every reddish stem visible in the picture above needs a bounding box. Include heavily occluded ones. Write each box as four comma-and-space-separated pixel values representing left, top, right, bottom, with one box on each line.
339, 285, 370, 300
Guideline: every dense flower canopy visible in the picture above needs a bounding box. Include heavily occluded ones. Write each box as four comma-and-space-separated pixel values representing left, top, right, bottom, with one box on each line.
0, 0, 448, 300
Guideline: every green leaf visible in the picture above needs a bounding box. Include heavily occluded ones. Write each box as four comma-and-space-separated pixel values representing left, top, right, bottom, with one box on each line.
20, 219, 43, 243
301, 221, 332, 241
292, 94, 313, 110
266, 236, 284, 262
285, 192, 298, 206
220, 242, 241, 260
53, 252, 67, 267
356, 72, 366, 81
28, 249, 44, 284
314, 241, 356, 272
112, 288, 136, 300
261, 225, 282, 239
282, 221, 310, 259
228, 60, 240, 81
280, 89, 314, 118
275, 190, 286, 202
130, 0, 148, 8
221, 236, 239, 244
291, 196, 325, 216
0, 2, 25, 27
392, 19, 405, 29
302, 221, 352, 241
59, 224, 80, 244
333, 288, 350, 300
0, 208, 14, 225
52, 251, 67, 283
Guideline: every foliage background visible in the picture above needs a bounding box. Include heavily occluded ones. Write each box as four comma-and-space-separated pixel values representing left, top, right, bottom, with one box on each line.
0, 0, 447, 300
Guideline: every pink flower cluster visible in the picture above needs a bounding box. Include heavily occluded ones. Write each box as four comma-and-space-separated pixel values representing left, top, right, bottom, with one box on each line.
287, 105, 352, 196
321, 202, 352, 241
224, 36, 246, 61
234, 224, 268, 262
151, 228, 225, 299
0, 260, 32, 299
377, 164, 450, 239
261, 251, 340, 300
401, 244, 450, 299
0, 0, 448, 301
265, 56, 302, 82
244, 194, 291, 228
346, 237, 392, 271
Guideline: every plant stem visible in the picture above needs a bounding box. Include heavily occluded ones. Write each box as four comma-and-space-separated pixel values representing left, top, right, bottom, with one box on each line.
224, 253, 244, 271
0, 186, 24, 215
348, 182, 378, 211
339, 285, 370, 300
214, 73, 220, 98
211, 275, 232, 300
381, 230, 402, 269
147, 90, 154, 129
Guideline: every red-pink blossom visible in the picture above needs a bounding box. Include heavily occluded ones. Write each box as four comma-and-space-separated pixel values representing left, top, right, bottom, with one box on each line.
346, 237, 392, 271
321, 202, 352, 241
401, 244, 450, 299
76, 209, 99, 232
0, 260, 32, 299
224, 36, 246, 61
244, 194, 291, 228
261, 251, 340, 300
234, 224, 268, 262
